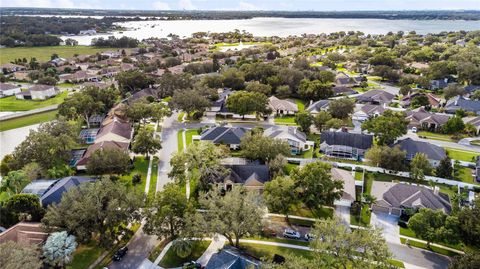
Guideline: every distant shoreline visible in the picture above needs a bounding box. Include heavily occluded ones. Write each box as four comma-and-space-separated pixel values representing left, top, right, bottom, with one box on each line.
2, 8, 480, 21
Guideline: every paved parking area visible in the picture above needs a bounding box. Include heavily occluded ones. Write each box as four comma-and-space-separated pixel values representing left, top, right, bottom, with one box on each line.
371, 212, 400, 243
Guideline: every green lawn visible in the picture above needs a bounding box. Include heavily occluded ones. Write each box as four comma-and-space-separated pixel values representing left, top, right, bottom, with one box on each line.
400, 238, 459, 257
67, 241, 105, 269
274, 115, 297, 125
284, 163, 299, 175
289, 204, 334, 219
350, 205, 371, 227
177, 130, 184, 152
299, 147, 314, 159
177, 112, 185, 122
148, 240, 170, 262
159, 240, 211, 268
119, 156, 149, 193
364, 175, 373, 194
293, 99, 306, 111
0, 110, 58, 131
354, 171, 363, 181
0, 91, 68, 112
185, 129, 200, 147
445, 148, 480, 162
0, 46, 118, 64
456, 167, 475, 184
417, 131, 455, 142
148, 156, 159, 196
240, 242, 313, 260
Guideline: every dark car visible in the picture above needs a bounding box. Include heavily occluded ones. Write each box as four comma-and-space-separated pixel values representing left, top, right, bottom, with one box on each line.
113, 246, 128, 261
182, 261, 201, 269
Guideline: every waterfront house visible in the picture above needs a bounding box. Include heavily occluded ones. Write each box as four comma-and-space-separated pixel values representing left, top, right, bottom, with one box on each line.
15, 84, 60, 100
0, 83, 21, 98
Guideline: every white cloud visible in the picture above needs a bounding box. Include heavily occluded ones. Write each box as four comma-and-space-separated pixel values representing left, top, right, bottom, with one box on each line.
152, 1, 171, 10
178, 0, 195, 10
1, 0, 101, 9
238, 1, 258, 10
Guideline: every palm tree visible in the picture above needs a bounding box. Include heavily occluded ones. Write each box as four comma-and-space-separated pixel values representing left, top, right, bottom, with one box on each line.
172, 239, 193, 258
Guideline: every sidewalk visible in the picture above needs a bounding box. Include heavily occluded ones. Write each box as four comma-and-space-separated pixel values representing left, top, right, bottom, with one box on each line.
196, 235, 226, 266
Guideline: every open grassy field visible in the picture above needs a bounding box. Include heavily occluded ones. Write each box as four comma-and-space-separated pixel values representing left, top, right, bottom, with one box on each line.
0, 91, 68, 111
0, 46, 117, 64
0, 110, 58, 131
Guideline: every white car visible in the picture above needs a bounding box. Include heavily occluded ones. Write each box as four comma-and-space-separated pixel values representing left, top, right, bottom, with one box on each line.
283, 229, 301, 239
304, 233, 316, 241
411, 127, 417, 133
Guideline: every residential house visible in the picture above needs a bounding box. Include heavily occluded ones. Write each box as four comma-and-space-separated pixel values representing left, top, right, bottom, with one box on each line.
207, 88, 231, 113
268, 96, 298, 115
22, 176, 94, 207
463, 116, 480, 135
464, 85, 480, 95
455, 39, 466, 47
0, 83, 21, 98
127, 88, 157, 103
445, 96, 480, 115
76, 141, 130, 170
197, 126, 248, 150
15, 84, 60, 100
394, 138, 447, 167
0, 222, 49, 245
263, 126, 313, 154
352, 104, 386, 122
356, 90, 395, 105
429, 79, 449, 90
12, 71, 30, 81
405, 108, 450, 132
306, 100, 330, 114
95, 119, 133, 144
0, 63, 26, 73
332, 168, 356, 207
221, 164, 270, 191
79, 128, 100, 144
475, 156, 480, 183
335, 72, 363, 87
205, 246, 260, 269
101, 51, 121, 58
371, 182, 451, 216
400, 92, 441, 108
320, 131, 373, 160
332, 86, 357, 96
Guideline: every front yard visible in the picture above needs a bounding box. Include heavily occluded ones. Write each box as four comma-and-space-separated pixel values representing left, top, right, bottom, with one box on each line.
67, 241, 105, 269
158, 240, 211, 268
445, 147, 480, 162
119, 156, 150, 193
274, 115, 296, 125
417, 131, 456, 142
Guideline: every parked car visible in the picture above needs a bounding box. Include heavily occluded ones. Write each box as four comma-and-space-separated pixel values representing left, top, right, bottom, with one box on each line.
183, 261, 201, 269
113, 246, 128, 261
304, 233, 316, 241
283, 229, 301, 239
411, 127, 417, 133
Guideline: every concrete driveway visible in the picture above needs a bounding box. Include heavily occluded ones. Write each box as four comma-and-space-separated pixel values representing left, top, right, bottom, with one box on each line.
371, 212, 400, 243
334, 205, 351, 225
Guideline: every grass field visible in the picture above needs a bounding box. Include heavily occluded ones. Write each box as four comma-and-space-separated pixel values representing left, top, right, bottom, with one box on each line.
148, 156, 159, 196
185, 129, 200, 147
67, 241, 105, 269
159, 240, 211, 268
119, 156, 149, 193
177, 130, 184, 152
0, 46, 117, 64
274, 115, 297, 125
445, 147, 480, 162
0, 91, 68, 111
417, 131, 455, 142
0, 110, 58, 131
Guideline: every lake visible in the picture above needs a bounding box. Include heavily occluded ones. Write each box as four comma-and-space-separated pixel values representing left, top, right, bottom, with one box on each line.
0, 124, 39, 160
62, 17, 480, 45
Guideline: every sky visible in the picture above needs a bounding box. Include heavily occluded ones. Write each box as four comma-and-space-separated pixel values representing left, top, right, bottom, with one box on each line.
1, 0, 479, 11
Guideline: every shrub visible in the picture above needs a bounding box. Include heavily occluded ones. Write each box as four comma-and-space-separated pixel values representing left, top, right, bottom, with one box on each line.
132, 173, 142, 185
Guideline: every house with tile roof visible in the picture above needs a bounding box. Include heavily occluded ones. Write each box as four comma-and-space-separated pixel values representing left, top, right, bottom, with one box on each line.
76, 141, 130, 170
405, 108, 450, 132
371, 182, 451, 216
95, 118, 133, 144
268, 96, 298, 115
263, 126, 313, 154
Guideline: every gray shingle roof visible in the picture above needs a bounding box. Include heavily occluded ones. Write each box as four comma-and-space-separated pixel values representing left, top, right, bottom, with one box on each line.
321, 131, 373, 150
445, 96, 480, 114
200, 126, 247, 145
40, 176, 95, 207
382, 183, 451, 213
306, 100, 330, 113
356, 90, 395, 104
394, 138, 446, 161
264, 126, 306, 143
224, 164, 270, 185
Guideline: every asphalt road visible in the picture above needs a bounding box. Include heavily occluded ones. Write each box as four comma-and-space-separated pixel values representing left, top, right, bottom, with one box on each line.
108, 224, 160, 269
